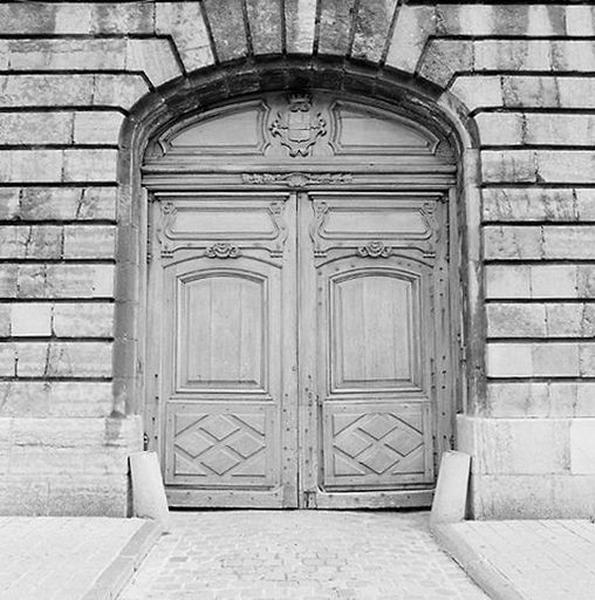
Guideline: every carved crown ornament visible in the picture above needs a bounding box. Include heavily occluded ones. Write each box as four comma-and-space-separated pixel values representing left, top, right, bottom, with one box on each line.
269, 93, 327, 157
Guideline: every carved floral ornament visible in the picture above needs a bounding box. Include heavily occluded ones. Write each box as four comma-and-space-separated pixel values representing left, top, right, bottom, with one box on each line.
242, 172, 352, 188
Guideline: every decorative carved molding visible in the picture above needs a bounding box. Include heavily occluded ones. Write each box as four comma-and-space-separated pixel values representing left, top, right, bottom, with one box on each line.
205, 243, 241, 259
309, 201, 330, 257
157, 201, 178, 257
269, 94, 327, 157
268, 201, 288, 257
357, 241, 392, 258
242, 172, 352, 187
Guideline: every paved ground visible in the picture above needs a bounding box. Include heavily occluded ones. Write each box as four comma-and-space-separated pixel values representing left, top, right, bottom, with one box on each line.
434, 518, 595, 600
120, 510, 489, 600
0, 517, 157, 600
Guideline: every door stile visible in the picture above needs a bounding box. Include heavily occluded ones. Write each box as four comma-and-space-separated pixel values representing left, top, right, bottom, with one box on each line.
297, 191, 320, 508
280, 192, 299, 507
146, 197, 165, 457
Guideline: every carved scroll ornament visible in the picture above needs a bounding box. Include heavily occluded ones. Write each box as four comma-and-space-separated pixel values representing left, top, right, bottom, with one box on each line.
205, 243, 241, 259
357, 241, 393, 258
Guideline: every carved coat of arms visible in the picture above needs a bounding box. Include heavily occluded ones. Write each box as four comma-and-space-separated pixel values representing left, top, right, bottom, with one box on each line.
269, 94, 327, 157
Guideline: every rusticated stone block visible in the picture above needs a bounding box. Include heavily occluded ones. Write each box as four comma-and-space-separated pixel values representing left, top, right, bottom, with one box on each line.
0, 381, 113, 418
475, 113, 523, 146
318, 0, 356, 56
486, 382, 595, 418
203, 0, 248, 63
11, 303, 52, 337
503, 76, 595, 109
7, 39, 127, 71
483, 226, 542, 260
566, 5, 595, 36
486, 304, 546, 338
0, 112, 72, 145
531, 265, 579, 299
0, 188, 117, 221
0, 305, 10, 337
93, 74, 149, 109
537, 151, 595, 184
285, 0, 317, 54
63, 225, 116, 259
246, 0, 283, 55
89, 2, 154, 34
15, 343, 47, 377
475, 40, 552, 72
487, 342, 582, 378
0, 75, 94, 107
53, 303, 114, 338
9, 264, 115, 299
1, 225, 65, 260
485, 265, 531, 299
436, 4, 565, 37
481, 150, 536, 183
73, 112, 124, 145
482, 188, 594, 222
457, 416, 570, 476
525, 114, 595, 147
352, 0, 398, 63
44, 342, 112, 377
385, 5, 435, 73
418, 40, 474, 87
63, 149, 118, 183
156, 3, 214, 71
546, 304, 595, 338
0, 345, 16, 377
484, 225, 595, 261
126, 39, 182, 87
0, 150, 63, 183
448, 76, 503, 110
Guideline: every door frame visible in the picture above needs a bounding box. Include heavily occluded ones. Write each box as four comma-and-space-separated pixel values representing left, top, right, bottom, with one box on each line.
140, 91, 464, 509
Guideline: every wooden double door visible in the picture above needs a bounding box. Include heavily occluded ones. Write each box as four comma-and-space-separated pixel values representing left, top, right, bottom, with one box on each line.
149, 189, 452, 509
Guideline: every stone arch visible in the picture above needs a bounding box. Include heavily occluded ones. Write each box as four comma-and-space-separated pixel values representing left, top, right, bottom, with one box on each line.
113, 56, 484, 462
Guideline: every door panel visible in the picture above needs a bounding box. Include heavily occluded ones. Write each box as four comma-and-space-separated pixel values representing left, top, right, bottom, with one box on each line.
301, 192, 447, 508
151, 192, 298, 508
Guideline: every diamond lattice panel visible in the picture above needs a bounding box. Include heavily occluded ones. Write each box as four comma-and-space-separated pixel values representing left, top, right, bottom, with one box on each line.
168, 409, 272, 486
325, 407, 432, 488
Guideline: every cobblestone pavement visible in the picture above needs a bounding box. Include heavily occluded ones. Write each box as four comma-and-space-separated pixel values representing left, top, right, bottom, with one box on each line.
119, 511, 489, 600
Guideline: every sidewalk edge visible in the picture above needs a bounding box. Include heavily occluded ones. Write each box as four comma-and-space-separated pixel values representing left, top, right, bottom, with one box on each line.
431, 522, 526, 600
81, 520, 161, 600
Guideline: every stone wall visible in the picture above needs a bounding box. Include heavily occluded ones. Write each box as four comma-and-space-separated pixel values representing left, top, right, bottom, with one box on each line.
0, 1, 594, 517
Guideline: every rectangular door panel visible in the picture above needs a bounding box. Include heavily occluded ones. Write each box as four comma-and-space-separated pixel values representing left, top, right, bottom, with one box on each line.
150, 192, 298, 508
165, 402, 277, 488
323, 402, 433, 488
301, 192, 448, 507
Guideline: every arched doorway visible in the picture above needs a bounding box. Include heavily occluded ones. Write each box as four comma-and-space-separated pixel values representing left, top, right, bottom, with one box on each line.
142, 91, 460, 509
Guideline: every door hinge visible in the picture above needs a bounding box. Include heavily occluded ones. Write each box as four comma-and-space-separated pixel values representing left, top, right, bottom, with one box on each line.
143, 432, 150, 451
303, 490, 317, 509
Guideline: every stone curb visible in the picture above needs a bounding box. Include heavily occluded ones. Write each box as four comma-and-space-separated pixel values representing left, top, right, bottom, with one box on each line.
431, 523, 525, 600
81, 520, 161, 600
